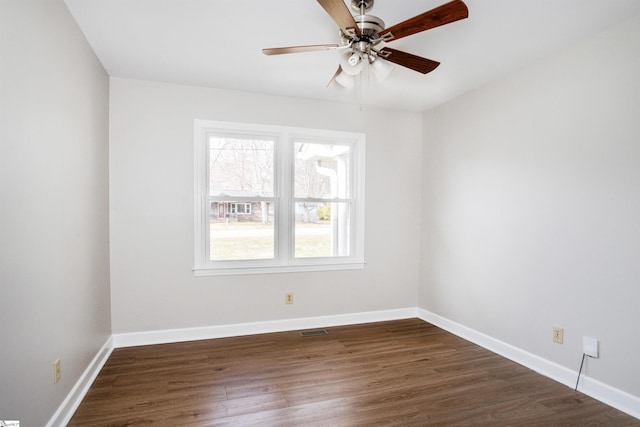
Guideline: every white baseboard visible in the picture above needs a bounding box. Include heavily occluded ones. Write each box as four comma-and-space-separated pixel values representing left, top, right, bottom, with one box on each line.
46, 336, 114, 427
112, 307, 418, 348
417, 308, 640, 420
576, 374, 640, 420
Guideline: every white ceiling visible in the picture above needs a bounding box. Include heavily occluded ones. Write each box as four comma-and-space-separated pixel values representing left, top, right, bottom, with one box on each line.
65, 0, 640, 112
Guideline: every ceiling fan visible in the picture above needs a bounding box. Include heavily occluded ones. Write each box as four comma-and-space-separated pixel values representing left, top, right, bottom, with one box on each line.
263, 0, 469, 88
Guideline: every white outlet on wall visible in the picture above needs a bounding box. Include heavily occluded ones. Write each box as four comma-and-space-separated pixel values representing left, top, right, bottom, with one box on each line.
552, 327, 564, 344
583, 336, 599, 358
54, 358, 61, 384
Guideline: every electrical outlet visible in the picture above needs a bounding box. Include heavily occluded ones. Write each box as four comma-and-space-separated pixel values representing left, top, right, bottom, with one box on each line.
285, 292, 294, 304
552, 327, 564, 344
54, 358, 61, 384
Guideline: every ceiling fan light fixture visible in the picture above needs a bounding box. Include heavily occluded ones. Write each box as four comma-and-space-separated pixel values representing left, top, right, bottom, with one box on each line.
340, 51, 364, 76
335, 70, 356, 88
370, 56, 394, 82
263, 0, 469, 88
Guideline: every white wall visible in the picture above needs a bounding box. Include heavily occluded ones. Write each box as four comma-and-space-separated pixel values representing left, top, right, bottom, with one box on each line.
421, 15, 640, 397
0, 0, 111, 425
109, 78, 422, 334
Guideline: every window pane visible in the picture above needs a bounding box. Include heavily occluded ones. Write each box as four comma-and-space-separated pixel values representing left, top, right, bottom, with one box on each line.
210, 201, 275, 260
295, 202, 350, 258
209, 136, 274, 197
294, 142, 351, 198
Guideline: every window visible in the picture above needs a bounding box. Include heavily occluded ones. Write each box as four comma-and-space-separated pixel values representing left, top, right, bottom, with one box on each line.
194, 120, 365, 275
230, 203, 252, 215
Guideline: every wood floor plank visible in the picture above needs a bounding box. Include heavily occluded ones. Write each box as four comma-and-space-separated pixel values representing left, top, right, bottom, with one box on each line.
68, 319, 639, 426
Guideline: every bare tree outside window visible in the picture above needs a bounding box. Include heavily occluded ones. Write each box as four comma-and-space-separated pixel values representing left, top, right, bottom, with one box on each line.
209, 137, 274, 197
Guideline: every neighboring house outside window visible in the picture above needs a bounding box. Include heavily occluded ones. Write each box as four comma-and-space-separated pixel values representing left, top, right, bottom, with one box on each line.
194, 120, 365, 275
212, 202, 253, 218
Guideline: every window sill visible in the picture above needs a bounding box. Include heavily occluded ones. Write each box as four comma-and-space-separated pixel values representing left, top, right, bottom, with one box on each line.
193, 261, 366, 277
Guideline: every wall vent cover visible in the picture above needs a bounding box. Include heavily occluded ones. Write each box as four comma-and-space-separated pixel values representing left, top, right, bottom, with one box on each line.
299, 329, 328, 337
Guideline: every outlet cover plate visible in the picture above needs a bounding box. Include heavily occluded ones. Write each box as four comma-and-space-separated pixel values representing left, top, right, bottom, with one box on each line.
583, 336, 599, 358
552, 327, 564, 344
54, 358, 61, 384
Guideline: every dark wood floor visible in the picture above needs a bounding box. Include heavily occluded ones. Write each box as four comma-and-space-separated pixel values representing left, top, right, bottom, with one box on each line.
69, 319, 639, 426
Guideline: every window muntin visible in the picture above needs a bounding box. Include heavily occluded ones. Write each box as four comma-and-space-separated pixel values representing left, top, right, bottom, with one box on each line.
194, 120, 365, 275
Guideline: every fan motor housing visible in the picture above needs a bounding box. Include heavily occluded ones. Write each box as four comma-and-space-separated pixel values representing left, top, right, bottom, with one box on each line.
355, 14, 385, 38
341, 13, 385, 47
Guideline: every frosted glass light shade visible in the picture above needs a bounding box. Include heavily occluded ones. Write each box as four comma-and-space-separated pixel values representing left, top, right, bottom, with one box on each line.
371, 58, 394, 82
340, 52, 363, 76
335, 70, 356, 88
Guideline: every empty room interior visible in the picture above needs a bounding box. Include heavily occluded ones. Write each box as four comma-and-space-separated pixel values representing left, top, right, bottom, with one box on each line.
2, 0, 640, 425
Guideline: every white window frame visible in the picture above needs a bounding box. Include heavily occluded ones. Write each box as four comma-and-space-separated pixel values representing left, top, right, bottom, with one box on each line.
194, 120, 366, 276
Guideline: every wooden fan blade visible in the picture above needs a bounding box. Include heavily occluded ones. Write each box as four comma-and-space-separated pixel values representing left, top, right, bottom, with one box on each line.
263, 44, 340, 55
378, 48, 440, 74
317, 0, 361, 36
379, 0, 468, 42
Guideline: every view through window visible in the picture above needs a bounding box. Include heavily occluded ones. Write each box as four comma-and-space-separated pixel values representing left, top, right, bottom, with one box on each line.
194, 121, 365, 275
208, 136, 275, 261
